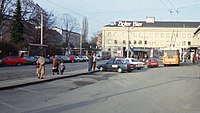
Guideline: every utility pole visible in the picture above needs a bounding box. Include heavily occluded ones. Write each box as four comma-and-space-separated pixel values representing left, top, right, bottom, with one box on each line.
40, 13, 43, 46
127, 26, 130, 58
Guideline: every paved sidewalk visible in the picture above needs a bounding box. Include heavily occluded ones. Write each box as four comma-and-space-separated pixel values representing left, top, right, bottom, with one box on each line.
0, 69, 98, 91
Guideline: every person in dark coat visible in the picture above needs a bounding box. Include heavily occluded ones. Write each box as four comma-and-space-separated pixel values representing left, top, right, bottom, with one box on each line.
52, 55, 60, 75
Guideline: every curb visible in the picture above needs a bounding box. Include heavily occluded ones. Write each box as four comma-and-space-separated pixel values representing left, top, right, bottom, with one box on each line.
0, 70, 99, 91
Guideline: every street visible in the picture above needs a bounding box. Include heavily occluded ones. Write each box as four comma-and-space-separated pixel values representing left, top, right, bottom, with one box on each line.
0, 60, 104, 81
0, 63, 200, 113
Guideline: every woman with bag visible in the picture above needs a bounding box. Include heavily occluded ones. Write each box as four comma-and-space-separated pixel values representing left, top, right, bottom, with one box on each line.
36, 53, 46, 79
52, 55, 60, 75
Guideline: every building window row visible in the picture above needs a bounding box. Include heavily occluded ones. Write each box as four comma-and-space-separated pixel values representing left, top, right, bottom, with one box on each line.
107, 32, 193, 38
108, 39, 191, 46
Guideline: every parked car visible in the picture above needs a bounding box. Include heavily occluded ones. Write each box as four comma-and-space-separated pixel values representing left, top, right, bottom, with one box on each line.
77, 56, 85, 62
82, 56, 89, 61
147, 58, 159, 68
23, 56, 38, 64
1, 56, 27, 66
97, 58, 135, 73
68, 55, 76, 62
58, 55, 70, 63
124, 58, 145, 70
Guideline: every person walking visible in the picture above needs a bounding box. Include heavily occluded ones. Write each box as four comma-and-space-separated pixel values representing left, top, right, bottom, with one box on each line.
87, 53, 93, 72
36, 53, 46, 79
92, 53, 97, 71
60, 61, 65, 75
52, 55, 60, 75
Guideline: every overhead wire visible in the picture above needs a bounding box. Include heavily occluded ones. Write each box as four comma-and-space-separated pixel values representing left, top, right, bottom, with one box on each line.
45, 0, 104, 25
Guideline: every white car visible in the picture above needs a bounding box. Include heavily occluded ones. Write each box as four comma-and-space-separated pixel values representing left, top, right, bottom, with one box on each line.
124, 58, 145, 70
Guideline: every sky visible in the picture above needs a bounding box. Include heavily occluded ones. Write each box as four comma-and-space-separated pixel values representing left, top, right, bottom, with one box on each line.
33, 0, 200, 39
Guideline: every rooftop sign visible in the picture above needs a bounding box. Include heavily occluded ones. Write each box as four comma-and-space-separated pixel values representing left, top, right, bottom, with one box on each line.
116, 21, 143, 27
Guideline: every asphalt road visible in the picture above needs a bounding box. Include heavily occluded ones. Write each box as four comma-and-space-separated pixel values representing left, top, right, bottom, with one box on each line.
0, 60, 107, 81
0, 63, 200, 113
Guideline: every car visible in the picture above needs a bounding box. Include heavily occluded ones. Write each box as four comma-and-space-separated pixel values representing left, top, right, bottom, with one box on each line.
124, 58, 145, 70
1, 56, 27, 66
77, 56, 85, 62
147, 58, 159, 68
23, 56, 38, 64
58, 55, 70, 63
68, 55, 76, 62
97, 58, 135, 73
82, 56, 89, 61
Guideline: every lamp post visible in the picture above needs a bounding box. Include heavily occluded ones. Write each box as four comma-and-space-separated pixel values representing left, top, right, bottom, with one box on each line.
127, 26, 130, 58
40, 13, 43, 46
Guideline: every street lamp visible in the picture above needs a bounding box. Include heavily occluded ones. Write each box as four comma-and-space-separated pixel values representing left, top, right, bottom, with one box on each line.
127, 26, 130, 58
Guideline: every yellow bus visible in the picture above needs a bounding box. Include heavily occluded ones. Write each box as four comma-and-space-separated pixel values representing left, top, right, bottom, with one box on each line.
162, 48, 180, 66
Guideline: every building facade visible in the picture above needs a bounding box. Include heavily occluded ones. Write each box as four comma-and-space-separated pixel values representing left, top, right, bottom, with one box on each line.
52, 27, 80, 48
102, 17, 200, 58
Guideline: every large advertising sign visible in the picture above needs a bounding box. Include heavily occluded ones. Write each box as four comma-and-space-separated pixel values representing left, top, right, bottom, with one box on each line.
116, 21, 143, 27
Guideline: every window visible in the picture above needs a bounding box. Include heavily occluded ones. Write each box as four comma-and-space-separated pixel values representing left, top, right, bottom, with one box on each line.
188, 34, 191, 38
166, 41, 170, 46
114, 40, 117, 44
114, 32, 118, 37
155, 33, 158, 38
122, 32, 126, 37
108, 32, 111, 36
177, 41, 181, 46
129, 40, 132, 44
182, 34, 186, 38
166, 33, 170, 38
138, 40, 142, 45
133, 33, 137, 37
150, 33, 153, 38
182, 41, 186, 46
108, 39, 112, 44
123, 40, 126, 44
156, 41, 159, 45
161, 33, 164, 38
134, 40, 137, 44
144, 40, 147, 45
188, 41, 191, 46
160, 41, 164, 46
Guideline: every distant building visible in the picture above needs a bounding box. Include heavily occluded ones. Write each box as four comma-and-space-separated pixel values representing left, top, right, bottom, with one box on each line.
52, 27, 80, 48
102, 17, 200, 58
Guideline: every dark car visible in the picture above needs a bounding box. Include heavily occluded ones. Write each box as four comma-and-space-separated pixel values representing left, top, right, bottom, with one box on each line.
1, 56, 27, 66
97, 58, 135, 73
147, 58, 159, 68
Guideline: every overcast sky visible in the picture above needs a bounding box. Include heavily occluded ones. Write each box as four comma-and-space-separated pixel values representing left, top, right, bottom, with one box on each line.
33, 0, 200, 38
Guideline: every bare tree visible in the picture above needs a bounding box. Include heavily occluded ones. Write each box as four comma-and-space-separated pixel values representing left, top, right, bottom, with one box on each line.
20, 0, 56, 45
0, 0, 14, 39
61, 14, 79, 49
82, 16, 88, 43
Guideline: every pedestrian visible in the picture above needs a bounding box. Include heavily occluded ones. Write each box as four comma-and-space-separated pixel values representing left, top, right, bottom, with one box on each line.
36, 53, 46, 79
92, 53, 97, 71
86, 53, 93, 72
60, 61, 65, 75
52, 55, 60, 75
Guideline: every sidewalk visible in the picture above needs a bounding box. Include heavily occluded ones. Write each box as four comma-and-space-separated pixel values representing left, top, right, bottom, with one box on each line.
0, 69, 98, 91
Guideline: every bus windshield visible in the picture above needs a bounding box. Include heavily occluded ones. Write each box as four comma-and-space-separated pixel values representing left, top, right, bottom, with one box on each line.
164, 50, 179, 56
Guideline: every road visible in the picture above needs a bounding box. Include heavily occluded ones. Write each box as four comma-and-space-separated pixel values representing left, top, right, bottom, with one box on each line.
0, 63, 200, 113
0, 60, 106, 81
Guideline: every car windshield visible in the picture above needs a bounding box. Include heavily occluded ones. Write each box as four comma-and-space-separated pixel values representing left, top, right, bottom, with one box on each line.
131, 59, 140, 62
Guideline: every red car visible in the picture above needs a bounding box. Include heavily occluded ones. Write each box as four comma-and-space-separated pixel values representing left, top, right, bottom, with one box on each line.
68, 55, 75, 62
1, 56, 27, 66
147, 58, 159, 68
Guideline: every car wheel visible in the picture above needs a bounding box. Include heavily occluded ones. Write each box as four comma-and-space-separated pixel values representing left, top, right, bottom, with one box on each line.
16, 62, 22, 66
99, 67, 104, 71
117, 68, 123, 73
